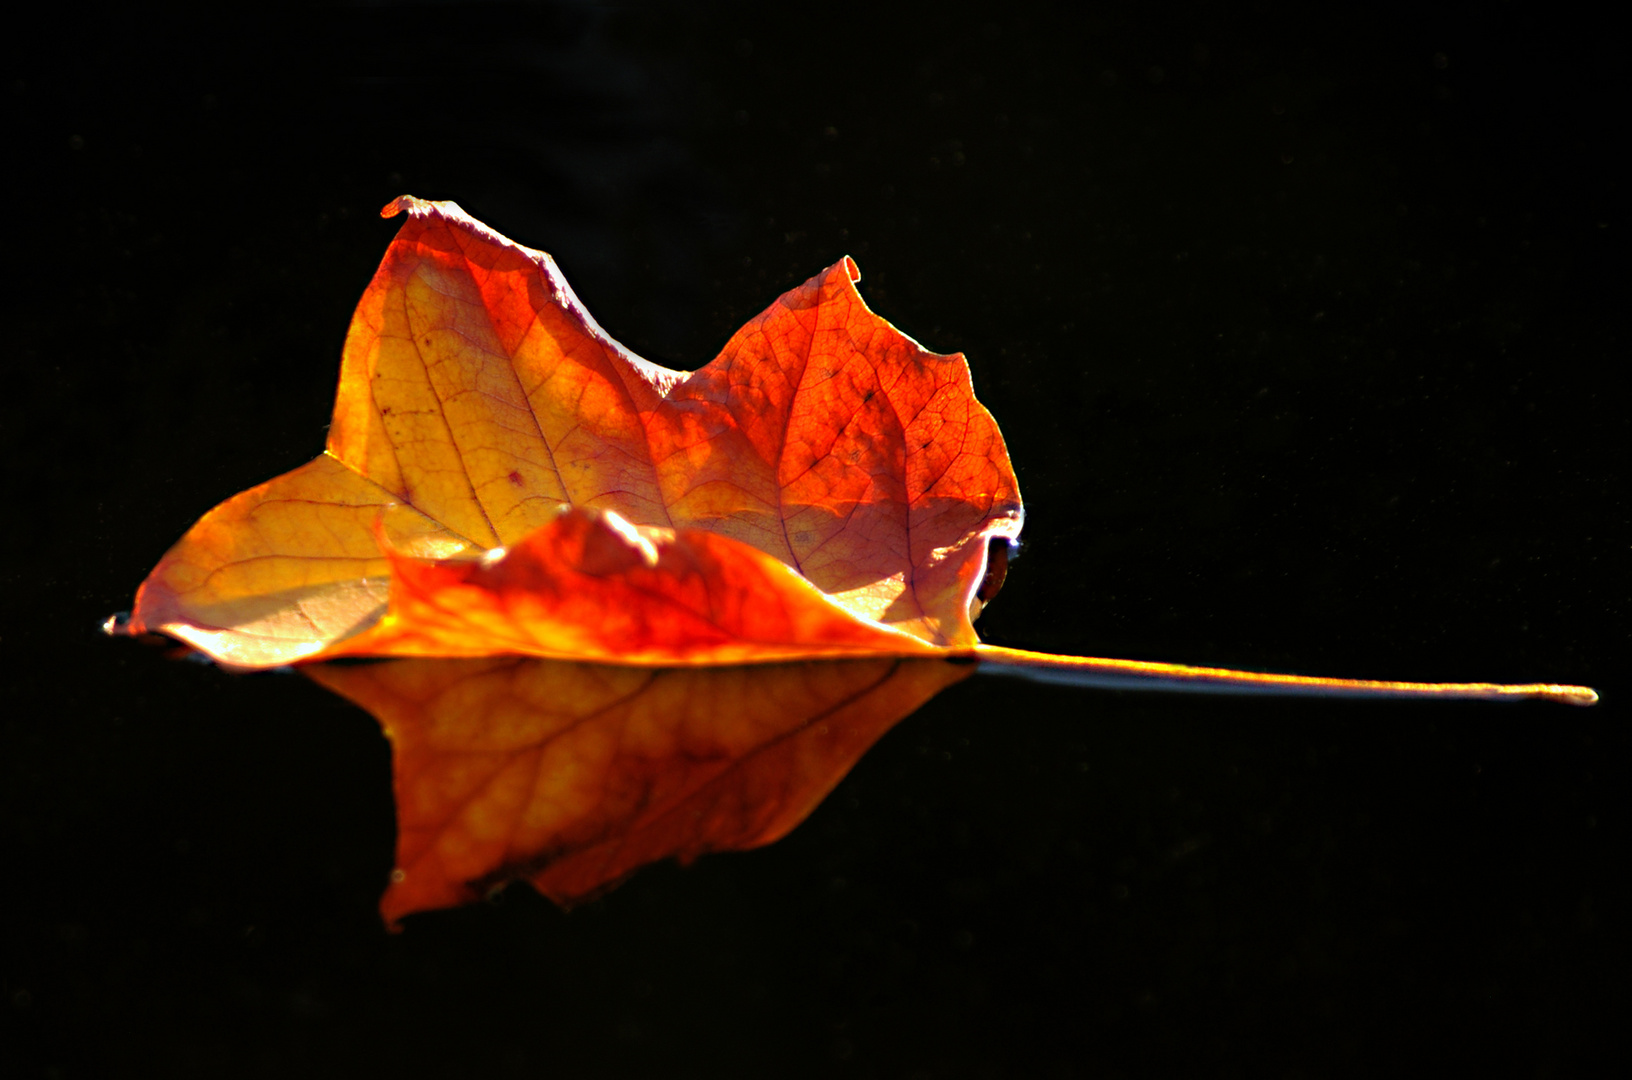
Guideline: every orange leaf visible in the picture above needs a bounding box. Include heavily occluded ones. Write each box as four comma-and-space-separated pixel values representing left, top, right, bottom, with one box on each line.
115, 196, 1595, 926
130, 195, 1023, 667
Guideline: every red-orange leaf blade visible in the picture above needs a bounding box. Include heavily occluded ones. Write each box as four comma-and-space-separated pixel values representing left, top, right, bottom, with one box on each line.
326, 506, 943, 666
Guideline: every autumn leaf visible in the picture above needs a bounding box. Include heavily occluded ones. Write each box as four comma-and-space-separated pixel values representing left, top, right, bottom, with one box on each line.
129, 196, 1021, 667
113, 196, 1596, 926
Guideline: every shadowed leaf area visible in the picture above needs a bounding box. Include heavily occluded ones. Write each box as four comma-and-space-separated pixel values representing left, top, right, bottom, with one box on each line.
308, 656, 968, 926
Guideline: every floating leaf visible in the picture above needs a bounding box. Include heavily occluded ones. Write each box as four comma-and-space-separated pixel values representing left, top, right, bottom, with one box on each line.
113, 197, 1596, 925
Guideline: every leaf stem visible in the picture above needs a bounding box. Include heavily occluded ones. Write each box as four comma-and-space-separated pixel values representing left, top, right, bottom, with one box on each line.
970, 645, 1598, 706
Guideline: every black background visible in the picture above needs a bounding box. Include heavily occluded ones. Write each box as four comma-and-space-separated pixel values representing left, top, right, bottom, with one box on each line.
4, 2, 1625, 1076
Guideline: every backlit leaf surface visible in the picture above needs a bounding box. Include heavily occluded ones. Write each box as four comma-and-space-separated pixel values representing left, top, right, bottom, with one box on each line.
131, 196, 1022, 667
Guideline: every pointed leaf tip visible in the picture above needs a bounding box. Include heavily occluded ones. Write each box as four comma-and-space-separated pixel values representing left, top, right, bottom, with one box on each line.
380, 194, 423, 218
